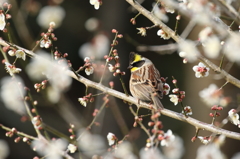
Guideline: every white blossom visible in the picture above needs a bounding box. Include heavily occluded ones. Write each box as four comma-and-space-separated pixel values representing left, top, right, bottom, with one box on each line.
0, 13, 6, 30
223, 32, 240, 63
4, 62, 22, 76
178, 40, 200, 62
37, 5, 65, 29
161, 130, 175, 146
79, 33, 110, 60
90, 0, 100, 10
198, 27, 213, 43
107, 132, 116, 146
77, 129, 106, 157
15, 49, 26, 61
68, 144, 77, 153
198, 136, 210, 145
114, 142, 137, 159
137, 27, 147, 37
140, 148, 164, 159
203, 36, 221, 59
163, 83, 170, 95
85, 66, 94, 75
40, 38, 52, 49
199, 84, 229, 107
108, 64, 115, 72
196, 144, 226, 159
169, 94, 178, 105
47, 86, 60, 104
8, 50, 15, 56
0, 140, 9, 159
192, 62, 210, 78
157, 29, 170, 40
32, 137, 67, 159
0, 76, 26, 115
183, 106, 192, 116
26, 51, 72, 92
162, 135, 184, 159
78, 98, 87, 107
228, 109, 240, 126
153, 3, 168, 22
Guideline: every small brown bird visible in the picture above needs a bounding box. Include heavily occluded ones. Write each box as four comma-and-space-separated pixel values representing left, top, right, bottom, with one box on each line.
128, 52, 164, 110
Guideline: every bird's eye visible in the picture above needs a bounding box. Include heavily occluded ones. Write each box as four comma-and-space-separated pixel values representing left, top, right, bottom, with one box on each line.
132, 60, 145, 67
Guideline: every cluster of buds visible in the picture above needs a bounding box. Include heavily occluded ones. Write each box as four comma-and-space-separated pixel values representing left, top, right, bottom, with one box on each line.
105, 49, 125, 77
210, 105, 223, 117
103, 94, 109, 104
5, 127, 17, 138
78, 93, 94, 107
169, 87, 186, 106
79, 57, 94, 76
182, 106, 193, 116
68, 124, 76, 140
31, 115, 43, 130
34, 80, 48, 92
38, 22, 57, 49
92, 109, 99, 117
54, 50, 68, 60
133, 116, 143, 127
160, 77, 170, 95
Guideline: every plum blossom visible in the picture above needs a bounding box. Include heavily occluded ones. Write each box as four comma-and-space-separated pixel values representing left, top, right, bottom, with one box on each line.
163, 83, 170, 95
153, 3, 168, 22
68, 144, 77, 153
78, 98, 87, 107
223, 32, 240, 63
0, 76, 26, 115
37, 5, 65, 29
79, 33, 110, 60
161, 130, 175, 146
77, 129, 106, 157
192, 62, 210, 78
4, 62, 22, 76
199, 84, 230, 107
107, 132, 116, 146
90, 0, 101, 10
137, 27, 147, 37
15, 49, 26, 61
198, 136, 210, 145
40, 37, 52, 49
31, 137, 67, 159
169, 94, 178, 105
228, 109, 240, 127
178, 40, 200, 62
0, 13, 6, 30
196, 144, 225, 159
85, 66, 94, 75
203, 36, 221, 59
26, 51, 71, 91
183, 106, 192, 116
162, 135, 184, 159
157, 29, 170, 40
140, 148, 164, 159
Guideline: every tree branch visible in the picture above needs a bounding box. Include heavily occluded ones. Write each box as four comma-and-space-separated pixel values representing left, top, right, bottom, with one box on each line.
125, 0, 240, 89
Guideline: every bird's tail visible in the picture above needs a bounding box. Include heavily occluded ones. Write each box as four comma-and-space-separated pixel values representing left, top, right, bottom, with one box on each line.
151, 93, 164, 110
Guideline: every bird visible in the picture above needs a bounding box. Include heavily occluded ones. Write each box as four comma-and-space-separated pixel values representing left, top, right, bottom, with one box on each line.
128, 52, 164, 110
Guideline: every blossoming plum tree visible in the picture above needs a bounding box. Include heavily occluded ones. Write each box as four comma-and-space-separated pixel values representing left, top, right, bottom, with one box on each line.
0, 0, 240, 159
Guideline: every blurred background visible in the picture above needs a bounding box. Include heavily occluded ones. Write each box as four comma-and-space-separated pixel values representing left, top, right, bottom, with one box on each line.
0, 0, 240, 158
